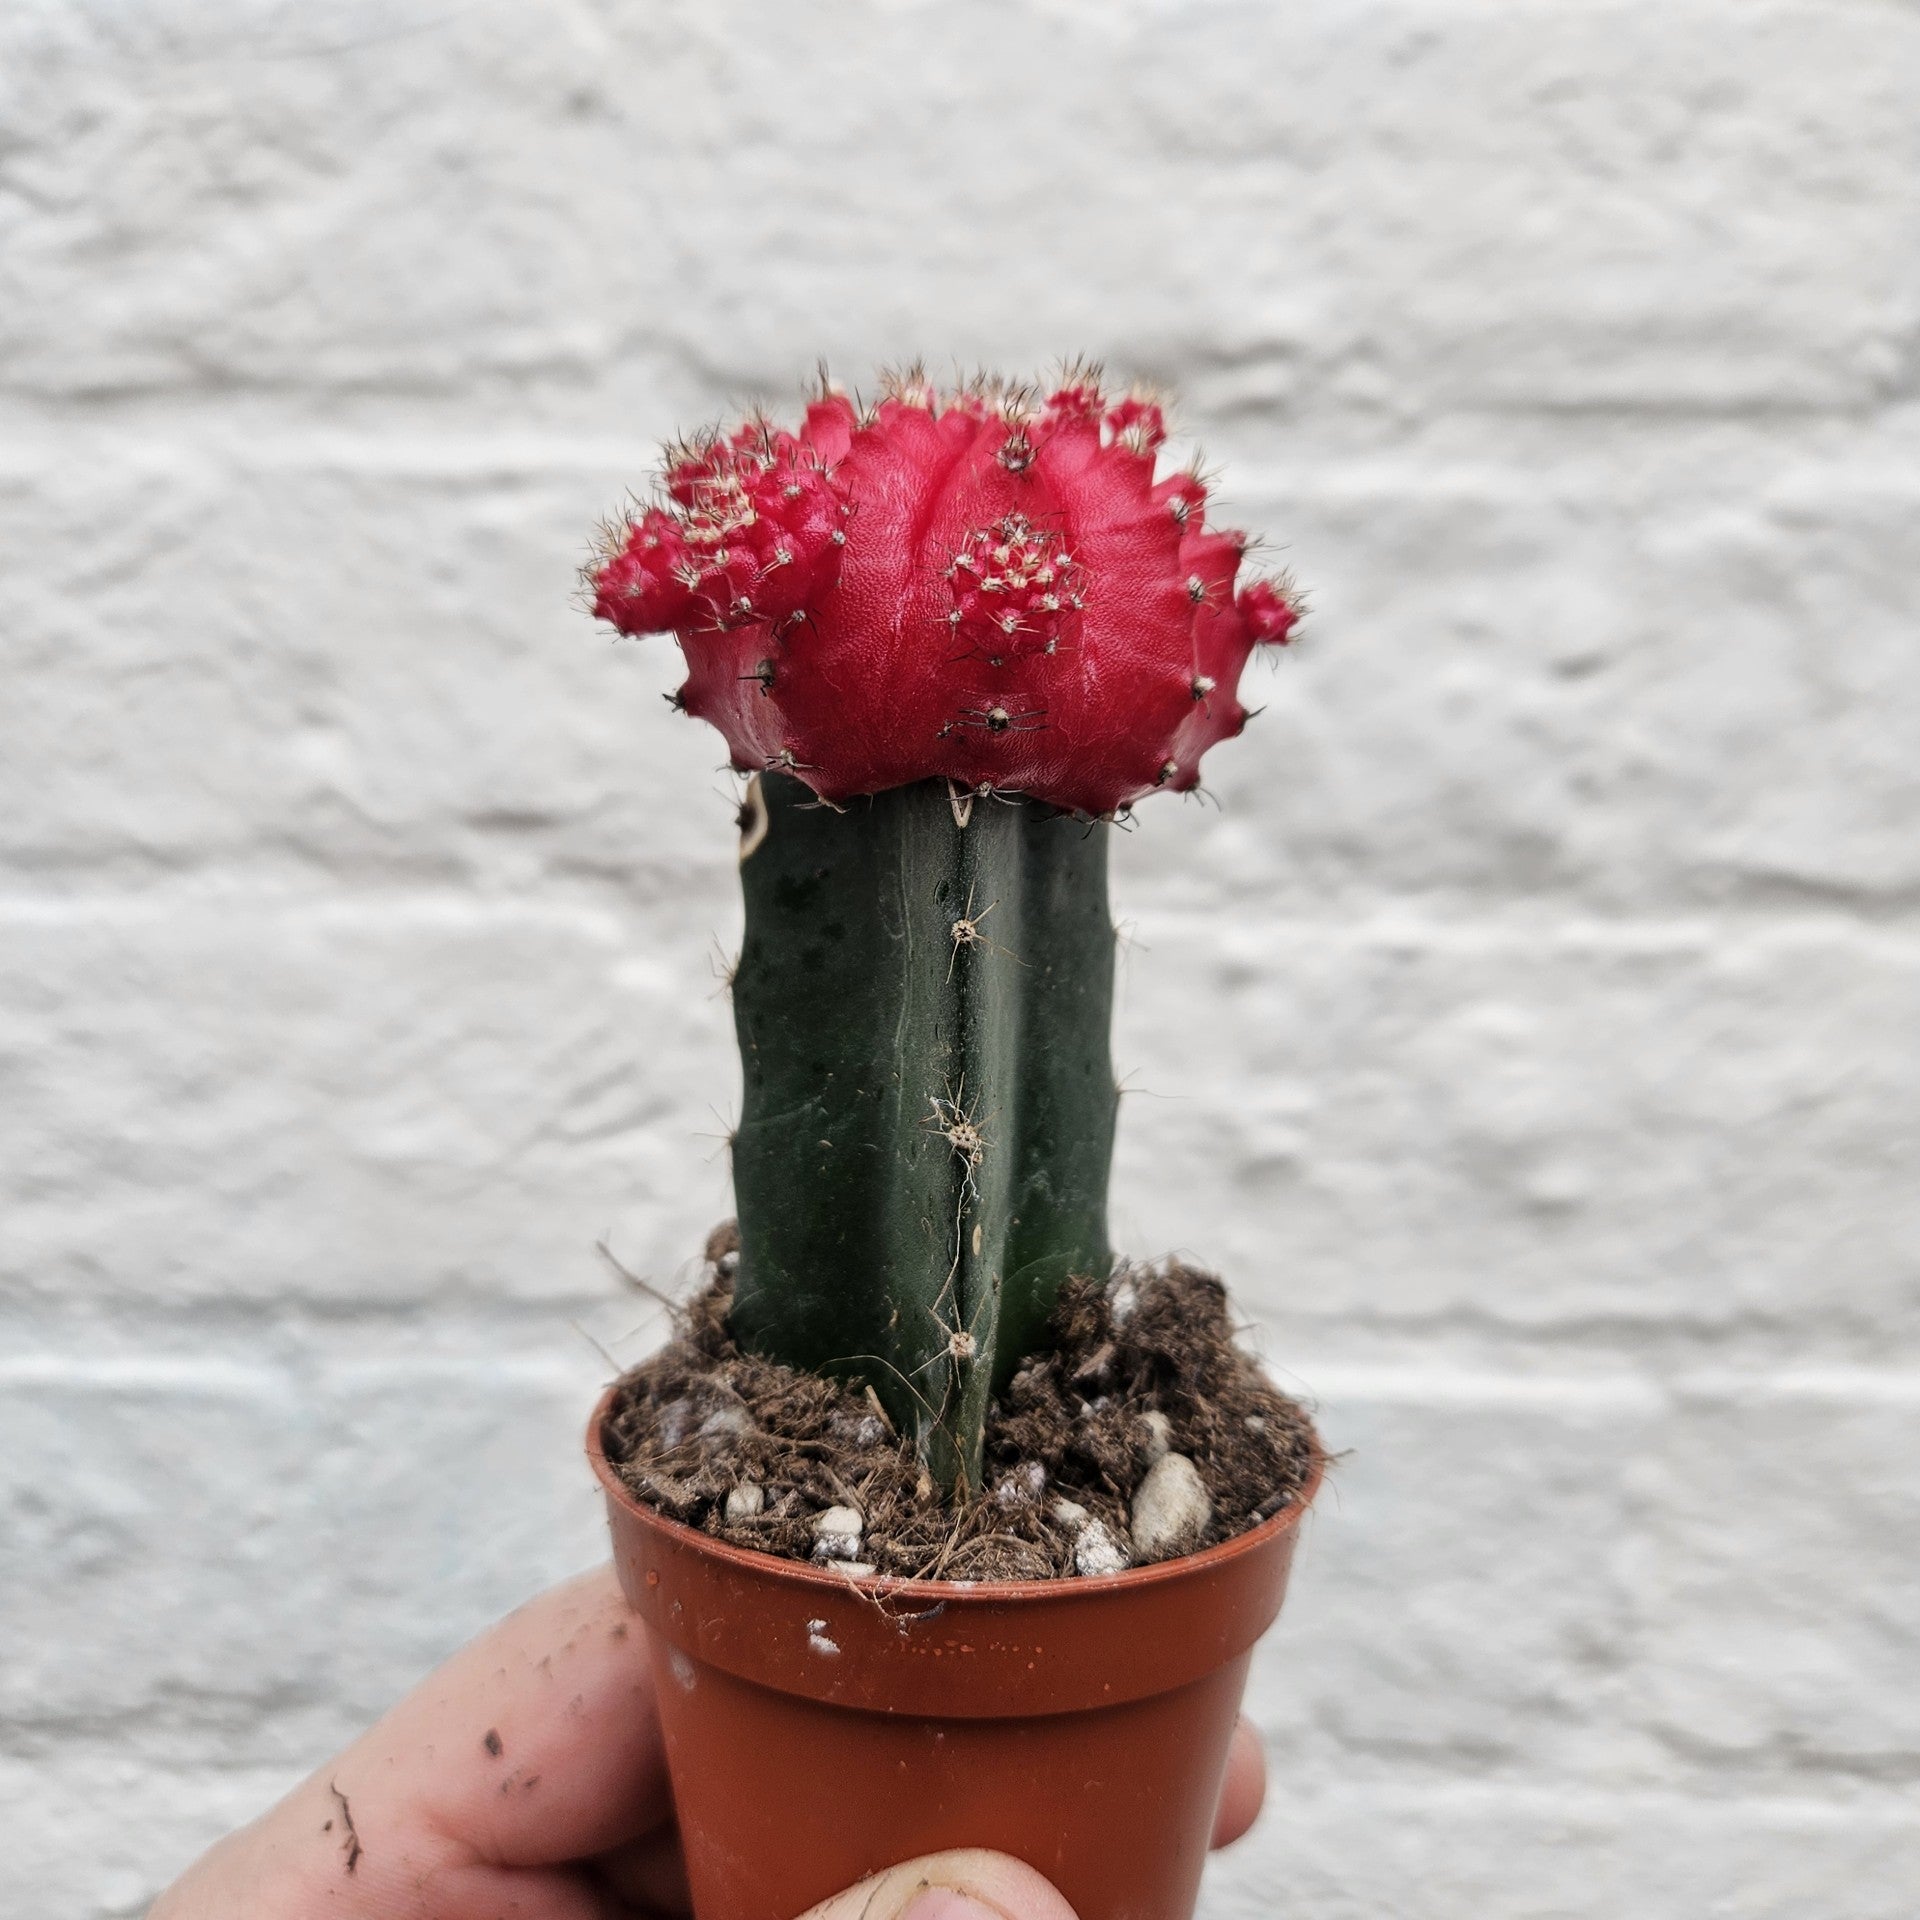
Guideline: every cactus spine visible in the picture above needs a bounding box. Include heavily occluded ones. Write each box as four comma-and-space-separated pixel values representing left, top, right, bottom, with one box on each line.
728, 773, 1116, 1494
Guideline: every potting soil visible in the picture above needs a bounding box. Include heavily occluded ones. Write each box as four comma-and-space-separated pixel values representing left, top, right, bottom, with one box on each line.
601, 1226, 1319, 1583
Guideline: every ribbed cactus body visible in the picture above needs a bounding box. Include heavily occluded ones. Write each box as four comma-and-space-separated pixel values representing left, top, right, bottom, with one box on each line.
728, 773, 1116, 1493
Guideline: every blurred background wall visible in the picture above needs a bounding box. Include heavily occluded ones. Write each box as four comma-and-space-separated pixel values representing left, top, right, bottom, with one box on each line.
4, 3, 1918, 1913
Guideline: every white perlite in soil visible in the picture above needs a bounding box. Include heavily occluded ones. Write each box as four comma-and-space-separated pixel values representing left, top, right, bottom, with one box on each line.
1131, 1453, 1213, 1562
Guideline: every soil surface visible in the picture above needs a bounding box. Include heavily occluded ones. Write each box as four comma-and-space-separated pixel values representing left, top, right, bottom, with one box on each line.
601, 1225, 1320, 1583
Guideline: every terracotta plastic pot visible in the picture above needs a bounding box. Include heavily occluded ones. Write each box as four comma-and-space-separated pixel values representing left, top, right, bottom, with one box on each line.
590, 1387, 1321, 1920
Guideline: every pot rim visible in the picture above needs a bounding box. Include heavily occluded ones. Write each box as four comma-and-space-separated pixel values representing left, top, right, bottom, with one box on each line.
587, 1377, 1326, 1606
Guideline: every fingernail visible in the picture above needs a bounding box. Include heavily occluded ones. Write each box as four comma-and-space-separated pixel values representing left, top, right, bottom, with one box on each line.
898, 1889, 1004, 1920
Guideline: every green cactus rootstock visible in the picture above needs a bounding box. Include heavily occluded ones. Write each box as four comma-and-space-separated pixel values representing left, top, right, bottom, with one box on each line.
727, 773, 1118, 1495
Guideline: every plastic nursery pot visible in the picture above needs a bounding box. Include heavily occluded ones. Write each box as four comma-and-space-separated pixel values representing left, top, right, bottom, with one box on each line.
589, 1385, 1323, 1920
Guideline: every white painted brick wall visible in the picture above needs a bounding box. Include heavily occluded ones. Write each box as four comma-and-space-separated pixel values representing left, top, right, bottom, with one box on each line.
4, 2, 1917, 1912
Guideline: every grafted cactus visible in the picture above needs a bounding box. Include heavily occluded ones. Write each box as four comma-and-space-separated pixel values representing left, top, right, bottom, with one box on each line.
590, 365, 1301, 1492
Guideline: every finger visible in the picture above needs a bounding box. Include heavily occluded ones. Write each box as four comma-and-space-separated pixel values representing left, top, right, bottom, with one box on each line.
360, 1562, 670, 1869
149, 1777, 616, 1920
150, 1568, 664, 1919
265, 1561, 668, 1887
795, 1849, 1079, 1920
1209, 1716, 1267, 1850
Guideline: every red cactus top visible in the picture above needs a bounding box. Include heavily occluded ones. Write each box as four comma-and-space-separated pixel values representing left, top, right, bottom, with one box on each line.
588, 369, 1300, 817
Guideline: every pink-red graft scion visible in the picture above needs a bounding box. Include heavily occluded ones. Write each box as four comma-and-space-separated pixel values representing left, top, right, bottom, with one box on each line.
588, 367, 1302, 817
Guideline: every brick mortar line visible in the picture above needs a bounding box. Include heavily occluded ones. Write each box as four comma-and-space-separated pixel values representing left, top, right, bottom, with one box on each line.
2, 1740, 1915, 1820
8, 1297, 1912, 1370
0, 1353, 591, 1391
1217, 1778, 1920, 1822
3, 882, 1919, 946
3, 427, 1919, 481
8, 1351, 1920, 1405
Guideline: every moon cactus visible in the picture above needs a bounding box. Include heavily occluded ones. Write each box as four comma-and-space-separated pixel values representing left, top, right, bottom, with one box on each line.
589, 365, 1304, 1492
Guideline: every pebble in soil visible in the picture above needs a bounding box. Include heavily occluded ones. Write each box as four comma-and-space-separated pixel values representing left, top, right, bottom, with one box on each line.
601, 1229, 1320, 1584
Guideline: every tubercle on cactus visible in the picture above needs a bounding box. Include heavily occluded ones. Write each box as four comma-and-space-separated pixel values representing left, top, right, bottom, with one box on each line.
588, 365, 1302, 820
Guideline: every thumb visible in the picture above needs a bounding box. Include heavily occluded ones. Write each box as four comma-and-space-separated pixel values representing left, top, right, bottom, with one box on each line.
797, 1848, 1079, 1920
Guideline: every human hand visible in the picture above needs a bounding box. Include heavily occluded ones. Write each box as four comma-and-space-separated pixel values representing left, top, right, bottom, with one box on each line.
152, 1564, 1268, 1919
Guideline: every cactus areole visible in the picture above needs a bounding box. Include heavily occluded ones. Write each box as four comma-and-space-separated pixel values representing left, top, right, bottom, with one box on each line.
589, 367, 1302, 1495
